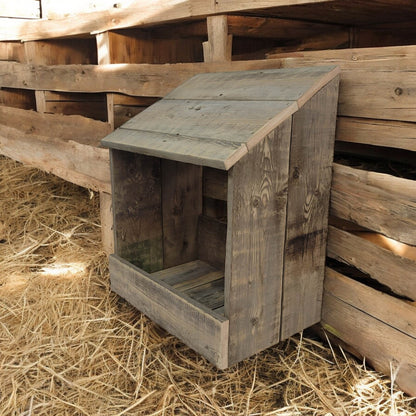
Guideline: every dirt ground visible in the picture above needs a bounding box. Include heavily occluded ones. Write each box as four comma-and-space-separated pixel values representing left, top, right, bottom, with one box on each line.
0, 155, 414, 415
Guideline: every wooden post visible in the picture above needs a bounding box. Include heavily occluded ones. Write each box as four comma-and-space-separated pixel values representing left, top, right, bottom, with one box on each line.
96, 31, 115, 129
99, 191, 114, 254
203, 15, 232, 63
24, 41, 47, 113
96, 31, 115, 253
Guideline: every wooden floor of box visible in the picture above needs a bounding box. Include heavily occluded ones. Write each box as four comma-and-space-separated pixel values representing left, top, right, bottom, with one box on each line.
152, 260, 225, 313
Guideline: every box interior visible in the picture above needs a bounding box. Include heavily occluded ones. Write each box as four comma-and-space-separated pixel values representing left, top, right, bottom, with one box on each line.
111, 149, 227, 315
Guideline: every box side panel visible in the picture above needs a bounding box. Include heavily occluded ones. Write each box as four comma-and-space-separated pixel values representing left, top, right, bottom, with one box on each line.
280, 76, 339, 339
225, 118, 292, 365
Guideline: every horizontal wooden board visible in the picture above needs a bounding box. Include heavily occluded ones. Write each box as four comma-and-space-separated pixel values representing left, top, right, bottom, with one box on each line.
325, 267, 416, 339
327, 226, 416, 301
330, 163, 416, 246
336, 117, 416, 152
153, 260, 224, 310
0, 123, 111, 192
226, 14, 340, 39
109, 254, 229, 368
101, 128, 247, 170
0, 0, 333, 41
165, 66, 338, 103
0, 60, 327, 97
339, 70, 416, 122
269, 44, 416, 70
0, 105, 111, 146
121, 99, 295, 144
322, 275, 416, 397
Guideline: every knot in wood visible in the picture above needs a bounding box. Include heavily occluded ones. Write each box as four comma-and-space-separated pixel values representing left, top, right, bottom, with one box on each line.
395, 87, 403, 96
293, 167, 300, 179
252, 196, 261, 208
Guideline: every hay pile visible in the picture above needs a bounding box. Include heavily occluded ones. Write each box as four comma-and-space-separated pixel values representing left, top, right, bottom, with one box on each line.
0, 155, 414, 416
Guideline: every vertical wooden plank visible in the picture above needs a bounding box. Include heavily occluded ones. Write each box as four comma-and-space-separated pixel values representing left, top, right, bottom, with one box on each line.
99, 191, 114, 254
280, 77, 339, 340
24, 41, 47, 113
110, 149, 163, 272
198, 215, 227, 270
225, 119, 292, 365
34, 90, 46, 113
161, 160, 202, 269
96, 31, 115, 129
203, 15, 232, 63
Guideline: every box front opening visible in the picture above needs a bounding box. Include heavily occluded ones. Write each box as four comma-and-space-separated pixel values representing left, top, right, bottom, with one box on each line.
111, 150, 227, 314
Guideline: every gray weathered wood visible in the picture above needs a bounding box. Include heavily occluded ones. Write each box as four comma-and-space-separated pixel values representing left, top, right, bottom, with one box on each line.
165, 66, 338, 102
0, 122, 111, 193
161, 160, 202, 268
330, 163, 416, 246
110, 254, 229, 368
110, 150, 163, 272
203, 167, 228, 201
322, 269, 416, 397
225, 119, 292, 365
101, 128, 247, 170
325, 267, 416, 339
198, 215, 227, 270
327, 226, 416, 301
122, 99, 295, 144
153, 260, 222, 291
280, 77, 339, 340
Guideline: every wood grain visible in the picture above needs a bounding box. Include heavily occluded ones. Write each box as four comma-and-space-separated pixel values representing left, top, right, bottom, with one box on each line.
327, 226, 416, 301
165, 66, 338, 102
280, 77, 339, 340
330, 163, 416, 246
122, 98, 295, 144
110, 254, 229, 369
226, 119, 292, 365
110, 151, 163, 272
0, 123, 110, 192
101, 128, 247, 170
0, 0, 334, 41
161, 160, 202, 269
322, 269, 416, 396
336, 117, 416, 152
203, 15, 232, 63
198, 215, 227, 270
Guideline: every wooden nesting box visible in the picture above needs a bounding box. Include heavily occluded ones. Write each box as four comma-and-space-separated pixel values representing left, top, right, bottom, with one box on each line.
101, 66, 340, 368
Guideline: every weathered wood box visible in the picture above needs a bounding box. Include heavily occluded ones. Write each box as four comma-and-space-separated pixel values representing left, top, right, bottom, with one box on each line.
101, 66, 340, 368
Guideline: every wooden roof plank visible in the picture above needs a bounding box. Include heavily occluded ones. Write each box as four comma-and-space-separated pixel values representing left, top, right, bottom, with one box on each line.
165, 66, 338, 102
121, 98, 296, 143
102, 67, 337, 169
102, 128, 248, 170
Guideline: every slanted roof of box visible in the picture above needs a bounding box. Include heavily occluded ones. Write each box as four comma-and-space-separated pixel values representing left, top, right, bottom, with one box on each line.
101, 66, 339, 170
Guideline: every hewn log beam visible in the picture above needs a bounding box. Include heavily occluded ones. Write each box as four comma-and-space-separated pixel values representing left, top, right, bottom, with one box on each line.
0, 0, 334, 41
